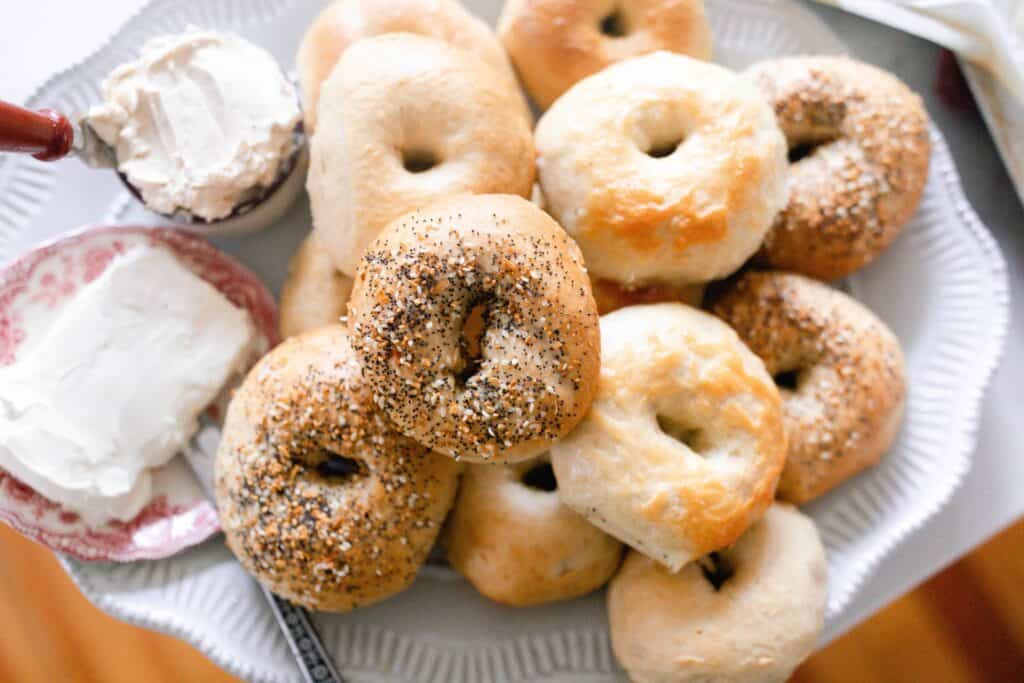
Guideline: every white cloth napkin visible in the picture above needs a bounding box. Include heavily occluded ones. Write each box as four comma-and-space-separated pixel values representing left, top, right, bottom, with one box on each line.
816, 0, 1024, 104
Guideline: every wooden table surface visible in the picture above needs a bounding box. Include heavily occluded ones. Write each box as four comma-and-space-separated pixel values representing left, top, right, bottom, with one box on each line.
1, 519, 1022, 683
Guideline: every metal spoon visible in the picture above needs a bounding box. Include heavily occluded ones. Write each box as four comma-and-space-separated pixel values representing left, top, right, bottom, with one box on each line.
179, 418, 346, 683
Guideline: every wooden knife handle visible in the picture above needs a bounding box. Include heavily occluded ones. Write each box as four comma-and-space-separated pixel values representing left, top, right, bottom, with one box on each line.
0, 100, 74, 161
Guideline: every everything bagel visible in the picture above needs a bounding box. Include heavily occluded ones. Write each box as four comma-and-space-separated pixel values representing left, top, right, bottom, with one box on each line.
215, 325, 460, 611
746, 56, 931, 280
348, 194, 601, 464
710, 270, 906, 503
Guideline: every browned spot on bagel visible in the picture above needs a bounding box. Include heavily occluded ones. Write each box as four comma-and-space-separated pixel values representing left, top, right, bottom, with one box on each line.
581, 133, 767, 255
589, 276, 705, 314
584, 185, 729, 252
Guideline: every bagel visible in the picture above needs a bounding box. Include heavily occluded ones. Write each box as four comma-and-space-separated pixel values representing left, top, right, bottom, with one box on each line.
550, 303, 786, 571
498, 0, 712, 109
445, 455, 623, 606
348, 194, 601, 464
215, 325, 460, 611
746, 56, 931, 280
297, 0, 525, 132
709, 271, 906, 504
308, 33, 536, 276
535, 52, 787, 286
608, 504, 827, 683
590, 276, 705, 315
279, 232, 353, 339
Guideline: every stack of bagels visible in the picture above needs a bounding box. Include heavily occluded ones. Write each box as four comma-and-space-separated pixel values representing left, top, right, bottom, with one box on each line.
215, 1, 929, 681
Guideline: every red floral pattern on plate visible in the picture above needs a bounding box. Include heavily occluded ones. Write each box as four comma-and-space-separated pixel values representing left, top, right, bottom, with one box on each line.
0, 226, 279, 561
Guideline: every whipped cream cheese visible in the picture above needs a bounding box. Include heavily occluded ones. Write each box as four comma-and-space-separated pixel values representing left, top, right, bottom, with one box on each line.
87, 28, 301, 221
0, 246, 255, 524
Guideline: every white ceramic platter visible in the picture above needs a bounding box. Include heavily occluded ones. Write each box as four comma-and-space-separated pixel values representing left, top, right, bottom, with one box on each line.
0, 0, 1009, 681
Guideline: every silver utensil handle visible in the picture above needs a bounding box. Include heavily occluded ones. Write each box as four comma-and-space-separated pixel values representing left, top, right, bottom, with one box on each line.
181, 421, 344, 683
262, 585, 345, 683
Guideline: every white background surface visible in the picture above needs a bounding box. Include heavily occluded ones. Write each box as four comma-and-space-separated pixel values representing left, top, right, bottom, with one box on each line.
1, 0, 1023, 670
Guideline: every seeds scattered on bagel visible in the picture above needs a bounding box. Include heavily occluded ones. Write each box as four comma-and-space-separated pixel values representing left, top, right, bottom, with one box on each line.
709, 271, 906, 504
216, 326, 459, 611
348, 194, 600, 464
746, 56, 931, 280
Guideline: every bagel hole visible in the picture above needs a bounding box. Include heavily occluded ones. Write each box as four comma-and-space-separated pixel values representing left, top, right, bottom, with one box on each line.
316, 450, 363, 480
456, 299, 489, 386
787, 142, 819, 164
698, 552, 734, 592
402, 148, 439, 174
657, 414, 709, 455
522, 462, 558, 492
599, 9, 629, 37
645, 136, 683, 159
773, 369, 801, 391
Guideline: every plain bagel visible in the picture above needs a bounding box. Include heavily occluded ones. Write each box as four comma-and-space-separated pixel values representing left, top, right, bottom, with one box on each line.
551, 303, 786, 571
608, 504, 827, 683
498, 0, 713, 109
445, 455, 623, 606
590, 276, 705, 315
535, 52, 788, 286
709, 270, 906, 504
279, 232, 353, 339
308, 33, 536, 276
746, 56, 931, 280
348, 194, 601, 464
297, 0, 525, 132
215, 325, 460, 612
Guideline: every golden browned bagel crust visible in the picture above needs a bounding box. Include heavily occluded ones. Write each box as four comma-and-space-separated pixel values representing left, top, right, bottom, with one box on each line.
608, 504, 827, 683
215, 325, 460, 612
550, 303, 786, 571
535, 52, 788, 286
297, 0, 525, 132
348, 194, 601, 464
279, 232, 353, 339
590, 276, 705, 315
498, 0, 712, 109
308, 34, 536, 276
746, 56, 931, 281
445, 455, 623, 606
709, 271, 906, 504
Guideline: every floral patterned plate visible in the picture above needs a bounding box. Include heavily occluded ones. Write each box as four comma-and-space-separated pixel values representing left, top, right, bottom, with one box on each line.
0, 225, 278, 560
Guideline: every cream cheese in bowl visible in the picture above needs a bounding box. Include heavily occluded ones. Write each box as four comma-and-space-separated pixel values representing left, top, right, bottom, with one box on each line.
86, 27, 303, 230
0, 245, 256, 525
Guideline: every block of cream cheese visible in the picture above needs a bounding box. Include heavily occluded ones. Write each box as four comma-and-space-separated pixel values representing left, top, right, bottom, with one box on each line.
0, 246, 255, 525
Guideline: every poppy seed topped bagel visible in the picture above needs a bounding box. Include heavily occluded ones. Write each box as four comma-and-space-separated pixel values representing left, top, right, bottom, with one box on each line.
348, 194, 601, 464
215, 325, 460, 611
